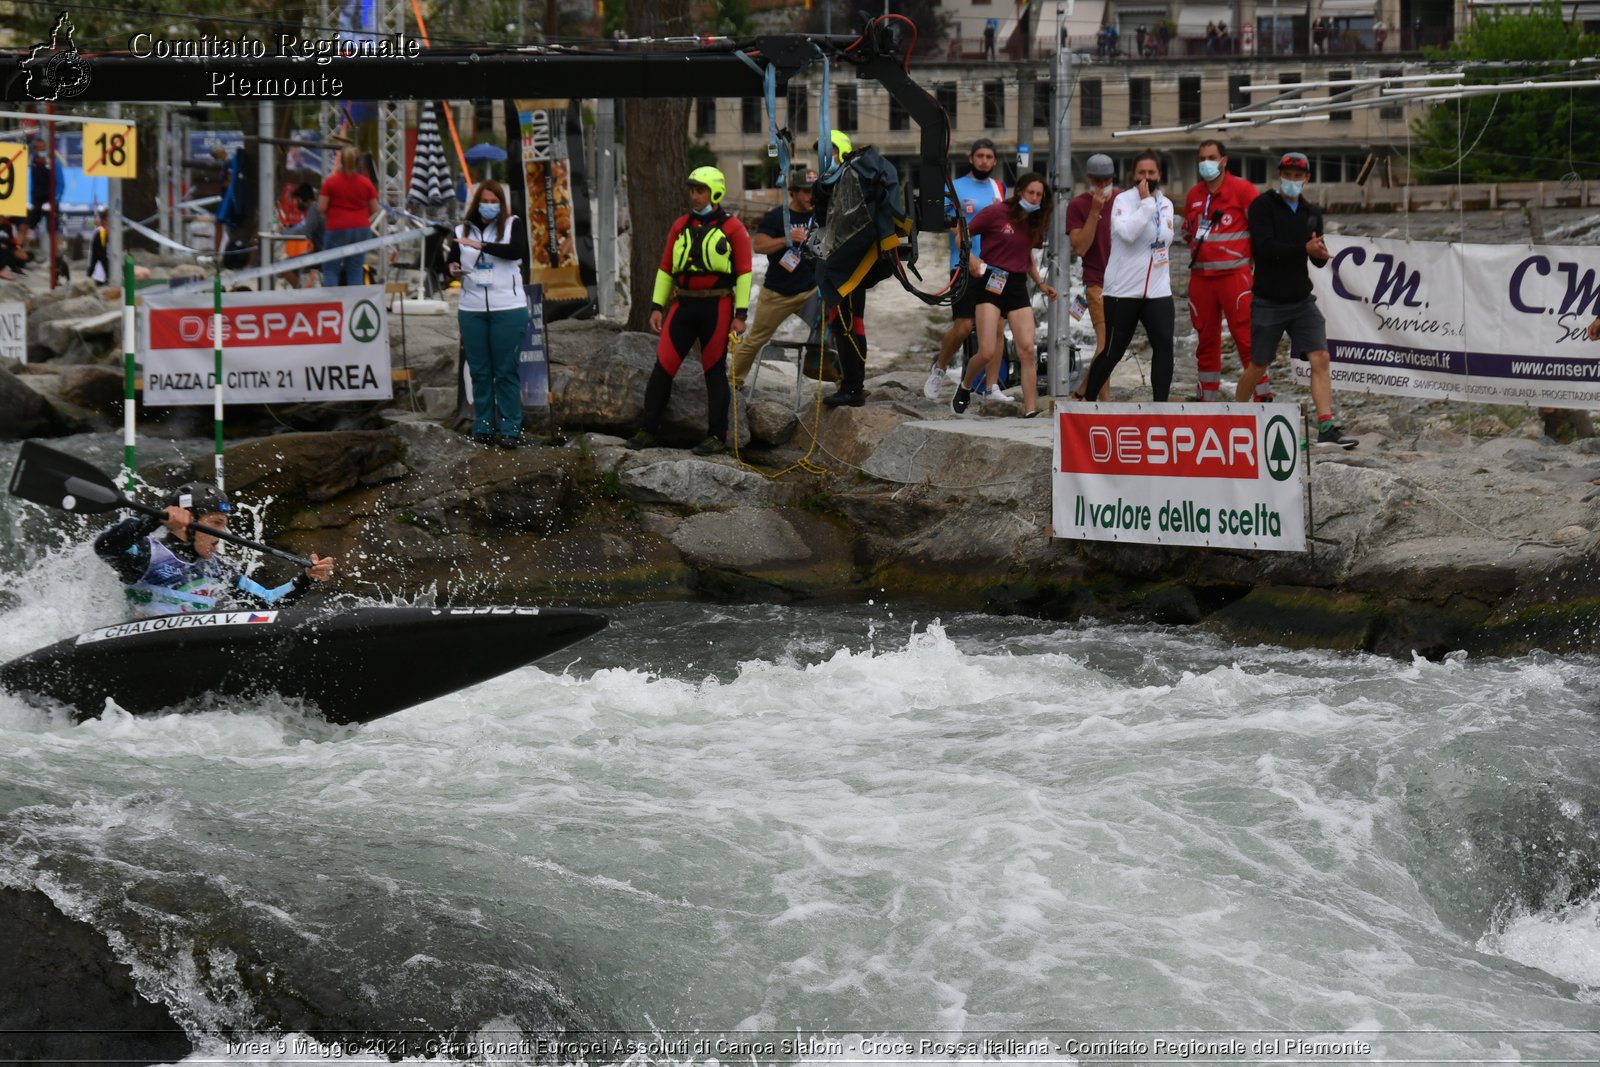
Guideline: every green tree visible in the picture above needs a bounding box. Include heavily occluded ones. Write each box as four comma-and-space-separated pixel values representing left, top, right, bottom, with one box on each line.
1410, 3, 1600, 182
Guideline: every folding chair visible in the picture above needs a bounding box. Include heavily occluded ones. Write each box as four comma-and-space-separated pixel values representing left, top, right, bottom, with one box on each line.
746, 292, 839, 411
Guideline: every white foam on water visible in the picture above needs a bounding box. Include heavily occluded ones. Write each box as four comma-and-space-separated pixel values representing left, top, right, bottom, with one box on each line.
1480, 894, 1600, 997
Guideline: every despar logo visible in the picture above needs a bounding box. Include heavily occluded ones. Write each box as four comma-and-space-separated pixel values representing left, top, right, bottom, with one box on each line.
1262, 415, 1298, 482
19, 13, 91, 101
147, 303, 345, 349
1330, 245, 1426, 309
1508, 254, 1600, 320
1059, 412, 1260, 480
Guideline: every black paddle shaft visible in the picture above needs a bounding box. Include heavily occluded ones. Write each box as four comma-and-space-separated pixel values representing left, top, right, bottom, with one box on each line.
9, 442, 317, 570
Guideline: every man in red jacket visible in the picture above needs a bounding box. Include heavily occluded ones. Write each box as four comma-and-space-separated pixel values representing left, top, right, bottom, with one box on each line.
1183, 140, 1269, 401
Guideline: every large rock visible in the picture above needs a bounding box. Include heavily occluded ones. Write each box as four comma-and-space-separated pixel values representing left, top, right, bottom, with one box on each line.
36, 307, 122, 364
223, 430, 409, 504
0, 364, 74, 438
547, 319, 750, 449
861, 419, 1052, 503
805, 404, 920, 469
619, 457, 779, 507
58, 364, 128, 413
745, 396, 798, 445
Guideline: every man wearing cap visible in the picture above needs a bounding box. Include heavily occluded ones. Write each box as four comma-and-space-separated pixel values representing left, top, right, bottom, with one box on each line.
94, 483, 335, 620
1237, 152, 1356, 448
1183, 140, 1269, 402
1064, 153, 1118, 401
734, 171, 819, 389
926, 139, 1009, 400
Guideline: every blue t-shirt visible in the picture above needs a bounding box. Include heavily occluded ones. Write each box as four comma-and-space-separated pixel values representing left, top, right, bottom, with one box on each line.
947, 172, 1007, 270
756, 204, 815, 296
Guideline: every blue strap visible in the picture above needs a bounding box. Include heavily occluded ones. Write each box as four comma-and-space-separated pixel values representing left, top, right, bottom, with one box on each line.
815, 45, 832, 176
739, 50, 794, 247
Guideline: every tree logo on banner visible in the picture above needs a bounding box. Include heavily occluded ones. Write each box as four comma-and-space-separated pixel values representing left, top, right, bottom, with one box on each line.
1263, 415, 1298, 482
348, 300, 382, 344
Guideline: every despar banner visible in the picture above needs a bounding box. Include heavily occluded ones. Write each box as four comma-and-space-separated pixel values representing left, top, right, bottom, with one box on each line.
515, 99, 587, 303
1052, 403, 1307, 552
1304, 236, 1600, 409
140, 287, 391, 406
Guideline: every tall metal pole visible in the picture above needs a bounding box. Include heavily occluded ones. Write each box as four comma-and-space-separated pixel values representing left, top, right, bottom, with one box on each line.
1046, 13, 1074, 398
156, 105, 171, 243
107, 102, 123, 275
258, 101, 275, 290
596, 98, 617, 318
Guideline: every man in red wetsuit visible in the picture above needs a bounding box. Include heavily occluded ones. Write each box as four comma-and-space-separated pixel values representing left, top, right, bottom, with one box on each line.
629, 166, 752, 456
1183, 140, 1270, 401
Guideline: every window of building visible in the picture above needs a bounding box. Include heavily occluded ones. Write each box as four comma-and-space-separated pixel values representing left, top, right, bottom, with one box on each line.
1080, 79, 1102, 128
890, 94, 910, 131
742, 164, 766, 191
742, 97, 762, 135
1178, 76, 1202, 126
788, 84, 809, 132
836, 84, 858, 131
1328, 71, 1352, 122
983, 81, 1005, 128
473, 99, 495, 136
1034, 81, 1052, 127
937, 83, 959, 127
695, 98, 717, 136
1129, 78, 1152, 128
1227, 75, 1250, 114
1379, 68, 1403, 121
1244, 156, 1268, 184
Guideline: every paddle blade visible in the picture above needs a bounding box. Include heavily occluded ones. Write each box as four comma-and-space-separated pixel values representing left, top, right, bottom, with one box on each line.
8, 441, 128, 515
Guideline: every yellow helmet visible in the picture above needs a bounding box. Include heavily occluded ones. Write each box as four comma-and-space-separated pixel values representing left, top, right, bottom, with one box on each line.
687, 165, 727, 204
830, 130, 853, 160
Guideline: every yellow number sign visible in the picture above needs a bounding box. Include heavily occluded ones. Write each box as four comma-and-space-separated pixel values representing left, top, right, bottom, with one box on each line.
0, 143, 26, 217
84, 123, 137, 179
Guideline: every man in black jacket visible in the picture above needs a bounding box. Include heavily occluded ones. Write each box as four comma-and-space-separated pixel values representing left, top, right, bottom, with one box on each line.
1235, 152, 1356, 449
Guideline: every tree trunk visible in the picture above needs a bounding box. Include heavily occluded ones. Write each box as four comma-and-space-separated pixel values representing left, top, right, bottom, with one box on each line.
623, 0, 692, 330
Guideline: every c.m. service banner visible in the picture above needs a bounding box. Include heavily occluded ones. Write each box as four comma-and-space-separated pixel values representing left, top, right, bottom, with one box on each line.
1303, 236, 1600, 409
139, 287, 391, 405
1053, 403, 1306, 552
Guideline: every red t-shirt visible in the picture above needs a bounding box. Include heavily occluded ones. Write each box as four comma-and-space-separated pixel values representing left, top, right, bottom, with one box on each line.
1064, 189, 1114, 287
1184, 173, 1258, 274
320, 171, 378, 231
968, 202, 1042, 274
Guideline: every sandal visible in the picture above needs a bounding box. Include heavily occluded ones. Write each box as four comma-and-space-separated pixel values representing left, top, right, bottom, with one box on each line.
1023, 409, 1039, 419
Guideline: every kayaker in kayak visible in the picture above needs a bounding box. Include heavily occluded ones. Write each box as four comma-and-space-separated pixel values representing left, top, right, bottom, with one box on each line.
93, 482, 335, 619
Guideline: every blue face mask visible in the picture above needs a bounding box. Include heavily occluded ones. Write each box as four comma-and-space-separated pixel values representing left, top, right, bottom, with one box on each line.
1279, 179, 1304, 199
479, 203, 501, 221
692, 203, 715, 217
1198, 160, 1223, 181
1018, 199, 1041, 214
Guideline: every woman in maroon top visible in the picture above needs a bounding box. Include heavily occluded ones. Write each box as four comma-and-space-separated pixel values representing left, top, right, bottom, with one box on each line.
316, 146, 379, 286
952, 172, 1058, 418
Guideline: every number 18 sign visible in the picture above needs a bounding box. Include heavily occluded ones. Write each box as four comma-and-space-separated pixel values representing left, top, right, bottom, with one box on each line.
83, 123, 137, 179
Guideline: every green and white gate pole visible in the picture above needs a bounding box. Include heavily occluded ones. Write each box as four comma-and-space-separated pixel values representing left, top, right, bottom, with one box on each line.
212, 272, 225, 490
121, 254, 137, 491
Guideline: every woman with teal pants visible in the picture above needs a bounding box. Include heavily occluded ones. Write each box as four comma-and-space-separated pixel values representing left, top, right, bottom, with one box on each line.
449, 179, 532, 448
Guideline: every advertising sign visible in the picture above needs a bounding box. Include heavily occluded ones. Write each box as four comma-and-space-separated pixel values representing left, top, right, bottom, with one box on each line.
515, 98, 587, 301
0, 303, 26, 362
1305, 236, 1600, 410
519, 283, 549, 408
139, 287, 391, 405
1053, 403, 1307, 552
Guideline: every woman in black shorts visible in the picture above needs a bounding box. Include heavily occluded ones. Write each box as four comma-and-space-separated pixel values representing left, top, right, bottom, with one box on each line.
952, 172, 1058, 418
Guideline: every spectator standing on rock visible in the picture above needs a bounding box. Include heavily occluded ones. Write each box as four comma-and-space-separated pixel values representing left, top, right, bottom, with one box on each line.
926, 139, 1007, 401
1236, 152, 1356, 449
1065, 153, 1118, 401
734, 170, 817, 390
629, 166, 751, 454
447, 179, 532, 449
1076, 152, 1176, 403
950, 172, 1058, 419
1183, 139, 1267, 402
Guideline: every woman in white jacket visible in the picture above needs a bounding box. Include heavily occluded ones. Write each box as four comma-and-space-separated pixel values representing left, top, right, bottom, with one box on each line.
449, 180, 532, 447
1075, 152, 1177, 402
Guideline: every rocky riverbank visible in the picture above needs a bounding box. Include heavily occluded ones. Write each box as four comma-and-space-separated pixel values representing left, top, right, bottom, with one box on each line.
5, 210, 1600, 659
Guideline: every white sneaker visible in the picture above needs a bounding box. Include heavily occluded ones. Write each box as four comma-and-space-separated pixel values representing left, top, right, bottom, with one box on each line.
923, 365, 944, 400
945, 365, 963, 383
987, 385, 1016, 403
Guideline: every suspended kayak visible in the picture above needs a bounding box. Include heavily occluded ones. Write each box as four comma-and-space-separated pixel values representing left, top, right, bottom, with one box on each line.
0, 605, 608, 726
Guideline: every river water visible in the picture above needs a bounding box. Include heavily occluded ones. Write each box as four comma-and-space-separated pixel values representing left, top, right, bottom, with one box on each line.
1, 441, 1599, 1064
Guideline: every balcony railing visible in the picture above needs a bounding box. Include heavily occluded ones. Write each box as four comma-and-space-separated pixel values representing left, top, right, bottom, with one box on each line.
938, 27, 1455, 62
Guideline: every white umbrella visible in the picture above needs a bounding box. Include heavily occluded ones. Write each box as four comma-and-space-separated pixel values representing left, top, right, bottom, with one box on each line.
407, 101, 453, 215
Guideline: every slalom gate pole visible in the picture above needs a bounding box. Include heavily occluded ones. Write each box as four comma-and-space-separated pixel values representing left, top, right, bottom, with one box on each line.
212, 272, 225, 490
121, 254, 137, 490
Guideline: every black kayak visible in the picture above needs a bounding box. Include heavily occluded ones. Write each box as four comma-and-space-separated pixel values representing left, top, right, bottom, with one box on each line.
0, 606, 608, 726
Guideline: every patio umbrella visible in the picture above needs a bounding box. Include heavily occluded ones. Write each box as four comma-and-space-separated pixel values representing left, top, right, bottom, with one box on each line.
464, 141, 508, 180
407, 101, 454, 215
